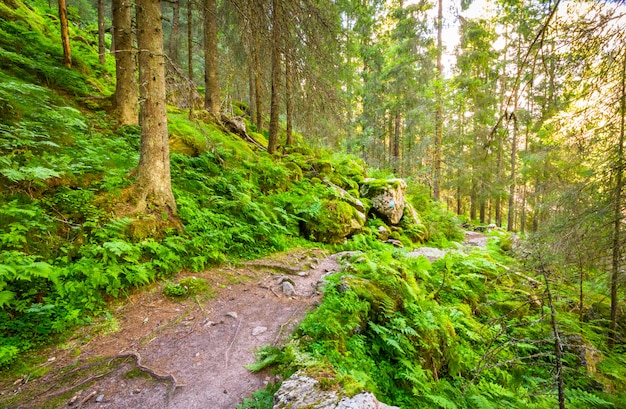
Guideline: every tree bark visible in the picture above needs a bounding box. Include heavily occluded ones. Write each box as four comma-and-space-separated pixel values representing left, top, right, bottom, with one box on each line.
187, 0, 194, 119
58, 0, 71, 68
541, 267, 565, 409
252, 25, 263, 132
285, 58, 293, 147
134, 0, 177, 215
393, 113, 401, 174
112, 0, 138, 126
432, 0, 443, 200
508, 112, 518, 231
609, 54, 626, 350
98, 0, 105, 64
267, 0, 282, 154
204, 0, 220, 118
169, 0, 180, 66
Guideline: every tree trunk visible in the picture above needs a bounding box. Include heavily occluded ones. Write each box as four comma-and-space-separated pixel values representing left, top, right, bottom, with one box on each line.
609, 54, 626, 350
187, 0, 194, 119
58, 0, 71, 68
203, 0, 220, 118
508, 112, 518, 231
470, 179, 477, 221
267, 0, 282, 154
541, 267, 565, 409
253, 28, 263, 132
285, 58, 293, 147
134, 0, 177, 215
98, 0, 105, 64
169, 0, 180, 66
432, 0, 443, 200
393, 113, 401, 174
112, 0, 138, 126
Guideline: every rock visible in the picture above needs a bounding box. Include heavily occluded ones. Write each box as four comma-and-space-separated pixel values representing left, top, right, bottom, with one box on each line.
336, 392, 398, 409
323, 178, 366, 213
96, 394, 104, 402
360, 179, 407, 225
377, 225, 390, 241
563, 333, 604, 374
406, 247, 447, 262
385, 239, 403, 247
226, 311, 238, 319
273, 371, 399, 409
252, 326, 268, 336
304, 200, 365, 244
298, 271, 309, 277
282, 281, 296, 297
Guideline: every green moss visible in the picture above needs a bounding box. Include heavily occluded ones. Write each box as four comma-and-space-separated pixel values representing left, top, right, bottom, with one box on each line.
307, 200, 357, 244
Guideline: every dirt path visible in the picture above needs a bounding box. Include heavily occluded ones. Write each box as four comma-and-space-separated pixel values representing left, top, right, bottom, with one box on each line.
1, 248, 343, 409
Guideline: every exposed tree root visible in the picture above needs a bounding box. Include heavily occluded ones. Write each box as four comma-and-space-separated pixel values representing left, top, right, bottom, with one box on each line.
116, 351, 185, 389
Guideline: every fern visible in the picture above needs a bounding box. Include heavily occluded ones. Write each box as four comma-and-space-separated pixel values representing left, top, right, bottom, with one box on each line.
565, 389, 614, 409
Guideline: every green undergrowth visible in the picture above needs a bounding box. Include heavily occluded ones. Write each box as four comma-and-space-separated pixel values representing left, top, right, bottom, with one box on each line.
249, 235, 626, 408
0, 0, 444, 371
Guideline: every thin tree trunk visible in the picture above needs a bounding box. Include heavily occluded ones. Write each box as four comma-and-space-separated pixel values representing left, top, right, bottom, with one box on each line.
135, 0, 177, 215
609, 54, 626, 350
248, 60, 255, 124
112, 0, 138, 125
541, 267, 565, 409
169, 0, 180, 66
393, 113, 401, 174
432, 0, 443, 200
253, 28, 263, 132
285, 58, 293, 146
187, 0, 194, 119
508, 112, 518, 231
267, 0, 282, 154
204, 0, 220, 118
58, 0, 71, 68
98, 0, 105, 64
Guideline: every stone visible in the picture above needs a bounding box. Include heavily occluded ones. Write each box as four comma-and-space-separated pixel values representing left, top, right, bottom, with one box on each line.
563, 333, 604, 374
282, 281, 296, 297
385, 239, 403, 247
297, 271, 309, 277
95, 394, 104, 402
406, 247, 448, 262
252, 326, 268, 336
377, 225, 390, 241
323, 178, 366, 213
273, 371, 399, 409
360, 178, 407, 225
226, 311, 238, 319
304, 200, 365, 244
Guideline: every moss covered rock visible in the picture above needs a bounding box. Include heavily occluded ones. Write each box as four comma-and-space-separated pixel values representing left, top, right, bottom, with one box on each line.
360, 178, 407, 225
305, 200, 365, 244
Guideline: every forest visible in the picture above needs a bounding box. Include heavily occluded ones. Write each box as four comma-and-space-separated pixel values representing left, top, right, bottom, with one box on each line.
0, 0, 625, 407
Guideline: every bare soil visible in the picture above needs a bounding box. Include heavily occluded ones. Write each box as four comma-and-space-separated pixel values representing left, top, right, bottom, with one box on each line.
0, 248, 341, 409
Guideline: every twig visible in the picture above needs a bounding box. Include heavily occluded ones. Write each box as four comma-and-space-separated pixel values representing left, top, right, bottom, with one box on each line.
46, 370, 113, 398
269, 286, 281, 298
224, 319, 242, 366
76, 390, 98, 407
272, 307, 302, 346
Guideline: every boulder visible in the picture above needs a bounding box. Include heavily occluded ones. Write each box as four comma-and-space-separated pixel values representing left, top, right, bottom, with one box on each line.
406, 247, 448, 262
324, 178, 366, 213
304, 200, 365, 244
563, 333, 604, 375
360, 179, 407, 225
273, 371, 399, 409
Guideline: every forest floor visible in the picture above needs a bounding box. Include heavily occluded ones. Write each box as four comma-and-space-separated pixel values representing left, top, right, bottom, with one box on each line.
0, 233, 487, 409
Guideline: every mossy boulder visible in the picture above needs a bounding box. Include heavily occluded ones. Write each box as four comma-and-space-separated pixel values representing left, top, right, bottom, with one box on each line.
360, 178, 407, 225
399, 203, 427, 243
305, 200, 365, 244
